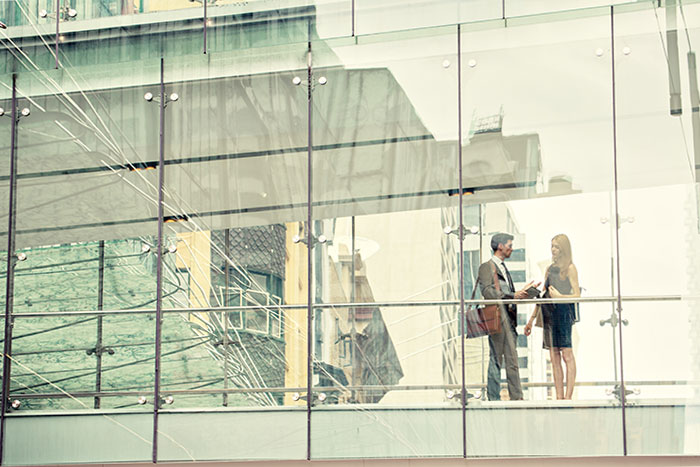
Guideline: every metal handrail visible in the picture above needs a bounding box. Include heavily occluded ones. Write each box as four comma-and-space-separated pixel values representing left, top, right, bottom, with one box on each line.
9, 380, 700, 400
6, 294, 688, 318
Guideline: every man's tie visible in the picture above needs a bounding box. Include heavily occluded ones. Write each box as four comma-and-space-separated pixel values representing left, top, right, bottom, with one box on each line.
502, 262, 515, 292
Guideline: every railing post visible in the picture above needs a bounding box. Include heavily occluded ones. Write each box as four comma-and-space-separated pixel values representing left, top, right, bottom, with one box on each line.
0, 73, 19, 466
94, 240, 105, 409
152, 57, 166, 464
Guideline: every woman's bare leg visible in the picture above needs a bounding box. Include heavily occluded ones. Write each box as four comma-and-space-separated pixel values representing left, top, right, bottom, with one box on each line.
562, 348, 577, 400
549, 348, 564, 399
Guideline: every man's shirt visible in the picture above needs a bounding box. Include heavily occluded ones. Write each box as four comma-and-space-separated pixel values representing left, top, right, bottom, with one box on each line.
491, 255, 514, 293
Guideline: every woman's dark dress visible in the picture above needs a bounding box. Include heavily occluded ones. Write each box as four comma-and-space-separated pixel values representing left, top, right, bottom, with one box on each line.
542, 266, 575, 349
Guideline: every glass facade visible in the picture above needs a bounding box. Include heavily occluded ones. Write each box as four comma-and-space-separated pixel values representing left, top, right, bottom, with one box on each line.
0, 0, 698, 464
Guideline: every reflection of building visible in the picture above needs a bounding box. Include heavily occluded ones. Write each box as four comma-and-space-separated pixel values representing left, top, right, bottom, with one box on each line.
320, 243, 403, 403
9, 226, 292, 409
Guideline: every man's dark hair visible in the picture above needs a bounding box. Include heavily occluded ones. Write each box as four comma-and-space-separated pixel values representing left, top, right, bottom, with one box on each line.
491, 233, 514, 252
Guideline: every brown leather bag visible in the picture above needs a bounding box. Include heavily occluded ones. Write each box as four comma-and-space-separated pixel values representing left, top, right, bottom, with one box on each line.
533, 304, 543, 328
465, 262, 503, 338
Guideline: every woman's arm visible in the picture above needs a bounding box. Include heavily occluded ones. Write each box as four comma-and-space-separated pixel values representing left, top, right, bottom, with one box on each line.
523, 304, 540, 336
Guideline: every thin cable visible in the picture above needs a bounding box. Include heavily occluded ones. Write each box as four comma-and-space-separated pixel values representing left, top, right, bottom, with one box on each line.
677, 0, 694, 50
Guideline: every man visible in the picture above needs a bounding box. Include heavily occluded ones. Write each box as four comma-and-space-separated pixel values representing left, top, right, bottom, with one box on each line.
478, 233, 538, 401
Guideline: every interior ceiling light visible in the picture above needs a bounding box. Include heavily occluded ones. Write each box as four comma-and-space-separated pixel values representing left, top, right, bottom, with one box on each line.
163, 215, 188, 224
127, 161, 158, 171
447, 187, 475, 197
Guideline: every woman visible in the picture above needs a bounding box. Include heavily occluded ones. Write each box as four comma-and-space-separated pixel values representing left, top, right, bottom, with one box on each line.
524, 234, 580, 400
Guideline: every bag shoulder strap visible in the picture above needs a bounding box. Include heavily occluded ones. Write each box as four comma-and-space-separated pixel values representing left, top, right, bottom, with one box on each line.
489, 260, 501, 291
468, 260, 501, 304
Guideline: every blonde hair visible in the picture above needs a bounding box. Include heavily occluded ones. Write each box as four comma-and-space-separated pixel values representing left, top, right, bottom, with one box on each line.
552, 233, 573, 278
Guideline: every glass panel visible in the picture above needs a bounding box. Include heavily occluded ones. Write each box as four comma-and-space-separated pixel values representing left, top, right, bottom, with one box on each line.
13, 61, 160, 311
311, 305, 461, 458
156, 43, 308, 459
4, 413, 153, 465
613, 2, 700, 455
355, 0, 500, 36
312, 26, 460, 305
8, 55, 158, 436
157, 309, 308, 461
460, 10, 622, 457
207, 0, 351, 50
310, 26, 461, 457
6, 56, 159, 459
9, 312, 155, 411
158, 410, 306, 461
11, 241, 158, 314
72, 0, 201, 22
505, 0, 631, 19
314, 0, 352, 40
55, 1, 203, 71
